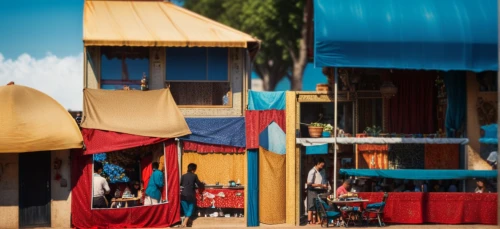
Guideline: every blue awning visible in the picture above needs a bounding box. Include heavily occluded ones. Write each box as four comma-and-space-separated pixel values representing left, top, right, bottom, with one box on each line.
314, 0, 498, 72
339, 169, 497, 180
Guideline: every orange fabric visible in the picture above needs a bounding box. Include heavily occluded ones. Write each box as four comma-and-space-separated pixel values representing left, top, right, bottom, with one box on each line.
359, 151, 388, 169
83, 1, 258, 47
259, 147, 286, 224
358, 144, 389, 151
181, 152, 246, 185
0, 85, 82, 153
424, 144, 460, 169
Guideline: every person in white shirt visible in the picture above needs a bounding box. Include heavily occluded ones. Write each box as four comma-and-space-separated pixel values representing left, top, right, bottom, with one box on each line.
93, 162, 110, 208
306, 157, 327, 225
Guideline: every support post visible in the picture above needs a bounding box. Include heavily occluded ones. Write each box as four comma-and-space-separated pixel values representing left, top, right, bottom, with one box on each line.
497, 1, 500, 224
333, 68, 338, 198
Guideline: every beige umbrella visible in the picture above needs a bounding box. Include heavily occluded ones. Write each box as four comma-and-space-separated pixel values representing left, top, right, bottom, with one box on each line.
0, 82, 83, 153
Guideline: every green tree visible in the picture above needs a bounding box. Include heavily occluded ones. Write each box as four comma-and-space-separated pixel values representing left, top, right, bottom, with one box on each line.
184, 0, 311, 91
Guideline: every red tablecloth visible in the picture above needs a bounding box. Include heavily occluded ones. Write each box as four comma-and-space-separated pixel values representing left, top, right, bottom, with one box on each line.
196, 188, 244, 209
357, 192, 497, 225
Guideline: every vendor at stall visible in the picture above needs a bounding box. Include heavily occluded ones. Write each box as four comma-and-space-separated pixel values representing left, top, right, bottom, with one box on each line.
306, 157, 327, 225
180, 163, 204, 228
93, 162, 110, 208
144, 162, 164, 206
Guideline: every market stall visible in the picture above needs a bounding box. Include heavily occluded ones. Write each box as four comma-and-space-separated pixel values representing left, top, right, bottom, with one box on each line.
179, 117, 246, 215
71, 88, 191, 228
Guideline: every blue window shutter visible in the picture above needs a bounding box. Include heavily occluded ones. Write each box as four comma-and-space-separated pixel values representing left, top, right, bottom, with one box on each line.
166, 47, 206, 81
207, 48, 229, 81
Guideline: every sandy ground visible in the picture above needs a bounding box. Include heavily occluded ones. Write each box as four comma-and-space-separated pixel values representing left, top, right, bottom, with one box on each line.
184, 217, 499, 229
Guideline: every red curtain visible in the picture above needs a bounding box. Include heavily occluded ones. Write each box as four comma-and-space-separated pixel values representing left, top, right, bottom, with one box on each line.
182, 141, 245, 153
141, 156, 152, 203
357, 192, 497, 225
388, 71, 436, 134
82, 128, 164, 155
71, 140, 180, 228
245, 110, 286, 149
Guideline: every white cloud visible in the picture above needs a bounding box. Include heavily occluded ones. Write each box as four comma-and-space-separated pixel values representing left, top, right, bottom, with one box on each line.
0, 52, 83, 111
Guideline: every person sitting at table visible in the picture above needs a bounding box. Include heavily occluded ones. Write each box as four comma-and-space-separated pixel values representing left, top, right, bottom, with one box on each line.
144, 162, 164, 206
448, 180, 458, 192
127, 181, 142, 207
336, 179, 352, 198
475, 179, 490, 193
180, 163, 205, 228
306, 157, 328, 225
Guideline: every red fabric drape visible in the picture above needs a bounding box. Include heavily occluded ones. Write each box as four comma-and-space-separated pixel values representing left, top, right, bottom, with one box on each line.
82, 128, 164, 155
388, 71, 436, 134
141, 156, 152, 203
356, 192, 497, 225
245, 110, 286, 149
71, 140, 180, 228
182, 141, 245, 153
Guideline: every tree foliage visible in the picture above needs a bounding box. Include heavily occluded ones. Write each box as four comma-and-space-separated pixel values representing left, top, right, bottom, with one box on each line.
184, 0, 310, 91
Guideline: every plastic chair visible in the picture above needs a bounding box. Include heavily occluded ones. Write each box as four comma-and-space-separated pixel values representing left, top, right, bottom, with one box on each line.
340, 206, 362, 227
363, 192, 389, 227
315, 197, 342, 228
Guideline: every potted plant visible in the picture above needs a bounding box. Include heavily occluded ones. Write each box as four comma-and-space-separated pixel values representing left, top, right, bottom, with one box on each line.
308, 122, 324, 138
322, 124, 333, 137
364, 125, 382, 137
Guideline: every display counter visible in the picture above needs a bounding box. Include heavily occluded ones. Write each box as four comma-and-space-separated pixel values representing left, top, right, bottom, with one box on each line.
354, 192, 497, 225
196, 186, 245, 209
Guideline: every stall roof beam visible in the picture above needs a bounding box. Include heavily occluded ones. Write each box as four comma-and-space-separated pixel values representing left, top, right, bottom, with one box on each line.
83, 0, 259, 48
314, 0, 498, 72
340, 169, 497, 180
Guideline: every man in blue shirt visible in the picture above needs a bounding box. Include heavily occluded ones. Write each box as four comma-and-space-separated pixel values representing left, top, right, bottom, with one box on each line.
144, 162, 164, 206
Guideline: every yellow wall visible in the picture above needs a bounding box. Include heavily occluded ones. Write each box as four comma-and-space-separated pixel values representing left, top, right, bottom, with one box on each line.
0, 154, 19, 228
0, 151, 72, 228
181, 152, 246, 186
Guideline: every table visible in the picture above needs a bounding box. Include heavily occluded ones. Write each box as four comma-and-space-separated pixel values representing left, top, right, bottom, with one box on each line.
356, 192, 497, 225
326, 199, 370, 226
110, 197, 141, 208
195, 188, 244, 209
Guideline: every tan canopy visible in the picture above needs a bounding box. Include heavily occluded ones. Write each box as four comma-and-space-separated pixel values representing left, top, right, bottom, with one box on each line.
81, 88, 191, 138
83, 0, 259, 47
0, 84, 83, 153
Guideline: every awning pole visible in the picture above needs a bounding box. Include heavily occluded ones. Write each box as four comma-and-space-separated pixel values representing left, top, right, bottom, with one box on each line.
176, 138, 182, 180
333, 68, 338, 198
497, 2, 500, 224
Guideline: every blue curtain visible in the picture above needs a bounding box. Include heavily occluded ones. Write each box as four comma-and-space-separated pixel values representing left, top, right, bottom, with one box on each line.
181, 118, 246, 147
444, 71, 466, 137
247, 149, 259, 227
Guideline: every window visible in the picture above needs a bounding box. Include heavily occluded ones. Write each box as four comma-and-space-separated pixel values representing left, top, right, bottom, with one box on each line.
166, 48, 231, 106
100, 47, 149, 90
91, 143, 167, 209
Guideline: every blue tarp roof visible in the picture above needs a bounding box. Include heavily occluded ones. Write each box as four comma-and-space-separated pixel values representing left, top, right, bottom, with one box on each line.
339, 169, 497, 180
180, 118, 246, 147
314, 0, 498, 71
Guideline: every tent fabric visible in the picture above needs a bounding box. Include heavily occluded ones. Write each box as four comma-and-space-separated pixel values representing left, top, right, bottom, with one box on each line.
245, 110, 286, 149
71, 140, 180, 228
83, 0, 258, 47
339, 169, 497, 180
0, 84, 82, 153
82, 128, 165, 155
314, 0, 498, 71
181, 152, 245, 185
247, 149, 259, 227
181, 118, 245, 148
305, 144, 328, 155
259, 122, 286, 155
81, 88, 191, 138
259, 147, 286, 224
182, 141, 245, 153
444, 72, 467, 137
248, 91, 286, 111
480, 124, 498, 144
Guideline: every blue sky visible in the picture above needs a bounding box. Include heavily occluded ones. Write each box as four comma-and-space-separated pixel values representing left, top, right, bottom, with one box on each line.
0, 0, 324, 110
0, 0, 83, 59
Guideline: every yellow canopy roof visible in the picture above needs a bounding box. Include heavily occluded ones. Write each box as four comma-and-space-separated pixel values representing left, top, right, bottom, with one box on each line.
0, 84, 83, 153
83, 0, 259, 47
